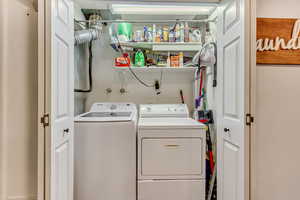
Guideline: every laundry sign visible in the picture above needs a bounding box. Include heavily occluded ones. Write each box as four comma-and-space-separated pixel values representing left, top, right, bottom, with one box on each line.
257, 18, 300, 65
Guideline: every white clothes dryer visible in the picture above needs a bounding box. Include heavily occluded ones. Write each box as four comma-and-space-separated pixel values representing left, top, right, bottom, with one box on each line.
138, 104, 206, 200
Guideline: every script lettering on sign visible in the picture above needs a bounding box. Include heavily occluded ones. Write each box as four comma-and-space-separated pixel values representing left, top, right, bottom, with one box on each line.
257, 18, 300, 65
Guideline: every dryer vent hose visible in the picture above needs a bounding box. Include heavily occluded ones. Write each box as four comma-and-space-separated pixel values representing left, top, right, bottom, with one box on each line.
74, 29, 101, 45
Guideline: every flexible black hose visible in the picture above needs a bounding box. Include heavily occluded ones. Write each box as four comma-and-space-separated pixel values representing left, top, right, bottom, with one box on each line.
75, 41, 93, 93
212, 42, 217, 87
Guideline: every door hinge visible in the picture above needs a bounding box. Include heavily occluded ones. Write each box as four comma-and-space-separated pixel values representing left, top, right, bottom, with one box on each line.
41, 113, 50, 127
246, 113, 254, 126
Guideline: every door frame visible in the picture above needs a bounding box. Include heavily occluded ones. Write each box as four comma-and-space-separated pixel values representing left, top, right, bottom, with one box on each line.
38, 0, 52, 200
37, 0, 45, 199
240, 0, 257, 199
249, 0, 257, 200
37, 1, 257, 200
243, 0, 257, 199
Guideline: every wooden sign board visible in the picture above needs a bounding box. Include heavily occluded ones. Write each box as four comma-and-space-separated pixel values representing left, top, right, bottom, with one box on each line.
257, 18, 300, 65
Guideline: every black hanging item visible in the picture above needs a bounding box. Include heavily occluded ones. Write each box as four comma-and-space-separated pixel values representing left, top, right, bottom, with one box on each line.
180, 90, 185, 104
212, 42, 218, 87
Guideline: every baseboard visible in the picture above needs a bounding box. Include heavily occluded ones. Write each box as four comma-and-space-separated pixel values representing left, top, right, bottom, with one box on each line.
7, 195, 37, 200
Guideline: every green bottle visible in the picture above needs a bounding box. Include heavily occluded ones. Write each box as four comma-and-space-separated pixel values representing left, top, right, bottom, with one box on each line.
135, 49, 145, 67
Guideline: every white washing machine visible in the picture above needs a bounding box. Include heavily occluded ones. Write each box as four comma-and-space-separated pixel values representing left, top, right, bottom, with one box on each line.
138, 104, 206, 200
74, 103, 137, 200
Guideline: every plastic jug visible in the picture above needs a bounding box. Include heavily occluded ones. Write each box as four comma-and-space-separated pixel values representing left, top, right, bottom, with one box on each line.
117, 23, 132, 42
135, 49, 145, 67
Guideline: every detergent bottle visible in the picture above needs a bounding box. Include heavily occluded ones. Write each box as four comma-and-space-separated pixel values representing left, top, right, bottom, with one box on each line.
135, 49, 145, 67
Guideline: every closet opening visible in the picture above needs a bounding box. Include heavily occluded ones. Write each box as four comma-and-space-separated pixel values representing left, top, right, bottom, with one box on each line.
38, 1, 250, 200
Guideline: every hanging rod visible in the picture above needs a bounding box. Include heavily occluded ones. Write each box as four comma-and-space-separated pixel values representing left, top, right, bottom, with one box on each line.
75, 19, 216, 24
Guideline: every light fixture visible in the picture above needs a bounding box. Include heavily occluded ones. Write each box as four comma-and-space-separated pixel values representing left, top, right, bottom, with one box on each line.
111, 4, 215, 15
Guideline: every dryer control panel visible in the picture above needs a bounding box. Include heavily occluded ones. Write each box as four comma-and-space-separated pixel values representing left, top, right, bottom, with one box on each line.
139, 104, 189, 118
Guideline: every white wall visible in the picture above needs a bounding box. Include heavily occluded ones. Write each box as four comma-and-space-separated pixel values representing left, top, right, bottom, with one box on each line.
255, 0, 300, 200
0, 0, 38, 200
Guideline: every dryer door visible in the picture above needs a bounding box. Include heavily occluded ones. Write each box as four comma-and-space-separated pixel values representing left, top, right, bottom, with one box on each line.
141, 138, 204, 176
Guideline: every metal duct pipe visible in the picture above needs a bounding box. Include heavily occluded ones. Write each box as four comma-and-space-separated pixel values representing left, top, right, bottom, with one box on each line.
74, 28, 101, 45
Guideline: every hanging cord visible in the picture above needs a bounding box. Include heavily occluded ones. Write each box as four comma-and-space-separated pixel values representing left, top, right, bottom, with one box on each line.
127, 64, 163, 88
211, 42, 217, 87
75, 41, 93, 93
113, 27, 163, 88
128, 67, 155, 88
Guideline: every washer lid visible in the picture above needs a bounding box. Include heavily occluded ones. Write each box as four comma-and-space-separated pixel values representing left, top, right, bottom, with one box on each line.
75, 102, 137, 122
138, 118, 206, 129
75, 111, 135, 122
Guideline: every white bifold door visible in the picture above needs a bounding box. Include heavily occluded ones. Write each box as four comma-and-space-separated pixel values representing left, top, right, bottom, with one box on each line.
40, 0, 75, 200
217, 0, 249, 200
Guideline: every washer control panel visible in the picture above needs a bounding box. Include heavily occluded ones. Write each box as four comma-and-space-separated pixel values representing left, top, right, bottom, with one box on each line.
90, 103, 137, 113
139, 104, 189, 118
